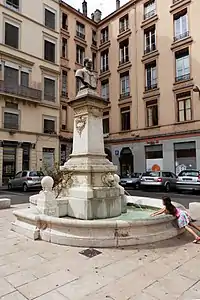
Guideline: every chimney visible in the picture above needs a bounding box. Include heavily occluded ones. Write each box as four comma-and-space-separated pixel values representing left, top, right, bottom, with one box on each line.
116, 0, 120, 9
91, 13, 94, 20
82, 0, 87, 16
93, 9, 102, 22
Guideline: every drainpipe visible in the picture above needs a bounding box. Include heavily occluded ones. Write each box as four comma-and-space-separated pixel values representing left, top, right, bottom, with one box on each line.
134, 5, 139, 130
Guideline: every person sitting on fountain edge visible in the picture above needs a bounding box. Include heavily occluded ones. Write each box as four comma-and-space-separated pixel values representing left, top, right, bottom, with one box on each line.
151, 196, 200, 244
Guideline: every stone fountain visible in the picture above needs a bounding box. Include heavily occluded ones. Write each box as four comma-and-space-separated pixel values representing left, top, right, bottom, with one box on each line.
11, 58, 184, 247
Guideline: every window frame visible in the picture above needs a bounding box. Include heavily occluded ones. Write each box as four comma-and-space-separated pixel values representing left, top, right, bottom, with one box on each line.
3, 107, 20, 130
43, 75, 56, 102
120, 106, 131, 131
177, 96, 192, 123
4, 18, 20, 49
146, 100, 158, 127
43, 115, 56, 134
43, 37, 56, 63
44, 6, 56, 30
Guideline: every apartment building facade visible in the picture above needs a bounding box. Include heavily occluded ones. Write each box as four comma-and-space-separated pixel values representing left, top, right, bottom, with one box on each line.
0, 0, 60, 185
60, 0, 200, 176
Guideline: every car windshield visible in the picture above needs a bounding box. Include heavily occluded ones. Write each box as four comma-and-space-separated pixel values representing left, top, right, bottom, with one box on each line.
142, 171, 160, 177
29, 171, 44, 177
178, 170, 199, 177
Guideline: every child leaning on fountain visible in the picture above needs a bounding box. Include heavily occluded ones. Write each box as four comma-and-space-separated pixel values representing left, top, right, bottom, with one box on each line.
151, 196, 200, 244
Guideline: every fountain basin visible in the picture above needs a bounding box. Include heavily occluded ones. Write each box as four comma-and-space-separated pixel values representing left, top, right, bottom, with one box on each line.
12, 196, 185, 248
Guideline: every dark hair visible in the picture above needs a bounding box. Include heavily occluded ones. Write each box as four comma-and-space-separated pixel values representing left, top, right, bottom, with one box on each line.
162, 196, 177, 216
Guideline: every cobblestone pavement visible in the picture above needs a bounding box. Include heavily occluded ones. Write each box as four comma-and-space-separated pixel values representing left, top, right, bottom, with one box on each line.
0, 204, 200, 300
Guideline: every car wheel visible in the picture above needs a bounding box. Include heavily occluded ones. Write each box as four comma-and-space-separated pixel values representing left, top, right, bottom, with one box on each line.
8, 183, 12, 190
165, 183, 170, 192
23, 183, 28, 192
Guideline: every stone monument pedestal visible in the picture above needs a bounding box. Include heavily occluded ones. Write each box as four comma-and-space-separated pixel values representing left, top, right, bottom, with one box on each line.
62, 89, 121, 220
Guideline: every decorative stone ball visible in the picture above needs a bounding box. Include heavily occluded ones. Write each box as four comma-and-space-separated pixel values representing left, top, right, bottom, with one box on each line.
41, 176, 54, 191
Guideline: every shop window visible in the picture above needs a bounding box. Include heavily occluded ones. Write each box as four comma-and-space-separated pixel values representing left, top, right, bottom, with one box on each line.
174, 142, 196, 175
145, 144, 163, 171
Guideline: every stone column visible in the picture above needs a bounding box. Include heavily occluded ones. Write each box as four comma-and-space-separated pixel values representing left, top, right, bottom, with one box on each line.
30, 148, 37, 170
0, 146, 3, 186
63, 88, 121, 220
16, 145, 23, 173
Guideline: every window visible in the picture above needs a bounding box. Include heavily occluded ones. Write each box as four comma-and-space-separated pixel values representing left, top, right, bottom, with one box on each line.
61, 106, 67, 130
5, 101, 18, 109
174, 9, 189, 42
121, 106, 130, 131
101, 79, 109, 100
5, 0, 19, 11
44, 77, 56, 102
119, 15, 129, 33
144, 25, 156, 54
145, 61, 157, 90
144, 0, 156, 20
4, 111, 19, 130
100, 50, 109, 73
176, 92, 191, 122
61, 70, 68, 97
4, 67, 29, 87
76, 45, 85, 65
92, 52, 96, 70
100, 27, 109, 44
120, 72, 130, 98
62, 38, 67, 58
76, 21, 85, 40
92, 30, 97, 46
45, 8, 55, 30
4, 66, 18, 85
103, 111, 110, 134
62, 13, 68, 30
119, 39, 129, 65
146, 100, 158, 127
175, 48, 190, 82
43, 119, 55, 134
44, 40, 55, 63
5, 22, 19, 49
21, 71, 29, 87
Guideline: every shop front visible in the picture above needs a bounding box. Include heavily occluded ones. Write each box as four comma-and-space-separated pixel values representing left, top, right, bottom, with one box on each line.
145, 144, 163, 172
174, 141, 196, 175
2, 143, 17, 185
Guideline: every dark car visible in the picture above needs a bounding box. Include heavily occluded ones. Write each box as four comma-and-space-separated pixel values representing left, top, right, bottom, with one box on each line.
120, 173, 142, 189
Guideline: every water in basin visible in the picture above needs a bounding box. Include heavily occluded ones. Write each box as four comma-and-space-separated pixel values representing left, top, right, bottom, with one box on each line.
109, 206, 157, 221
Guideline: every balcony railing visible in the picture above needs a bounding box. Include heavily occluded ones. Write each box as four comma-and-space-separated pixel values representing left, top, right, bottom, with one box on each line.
144, 9, 156, 20
173, 31, 189, 42
119, 24, 129, 34
100, 37, 109, 44
145, 83, 157, 91
100, 65, 109, 73
144, 43, 156, 54
44, 93, 56, 102
3, 123, 19, 130
119, 56, 129, 65
0, 80, 42, 100
175, 73, 190, 82
76, 31, 85, 40
120, 92, 130, 99
61, 90, 68, 98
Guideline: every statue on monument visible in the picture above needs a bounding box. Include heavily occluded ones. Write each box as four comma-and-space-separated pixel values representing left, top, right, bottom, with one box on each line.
75, 57, 97, 91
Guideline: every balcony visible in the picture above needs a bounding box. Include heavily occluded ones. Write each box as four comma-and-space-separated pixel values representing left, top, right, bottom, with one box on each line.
100, 65, 109, 73
119, 56, 129, 65
173, 31, 189, 42
119, 25, 129, 34
144, 43, 156, 54
100, 37, 109, 44
175, 73, 190, 82
0, 80, 42, 101
144, 9, 156, 20
76, 31, 85, 40
145, 83, 157, 91
120, 92, 130, 99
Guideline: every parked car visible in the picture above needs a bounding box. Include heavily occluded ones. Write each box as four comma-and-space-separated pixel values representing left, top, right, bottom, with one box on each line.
140, 171, 177, 192
8, 170, 44, 192
176, 169, 200, 192
120, 173, 142, 189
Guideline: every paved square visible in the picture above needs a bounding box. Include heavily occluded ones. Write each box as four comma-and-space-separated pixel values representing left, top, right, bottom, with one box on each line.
0, 204, 200, 299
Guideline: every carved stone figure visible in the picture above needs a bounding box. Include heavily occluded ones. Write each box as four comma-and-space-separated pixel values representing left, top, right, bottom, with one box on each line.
75, 57, 97, 90
114, 174, 127, 213
102, 172, 115, 187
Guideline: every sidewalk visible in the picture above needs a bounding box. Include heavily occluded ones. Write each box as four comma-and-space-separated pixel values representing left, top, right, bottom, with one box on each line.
0, 204, 200, 300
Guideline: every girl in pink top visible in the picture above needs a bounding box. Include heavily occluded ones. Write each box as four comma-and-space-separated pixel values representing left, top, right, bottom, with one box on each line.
151, 196, 200, 243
